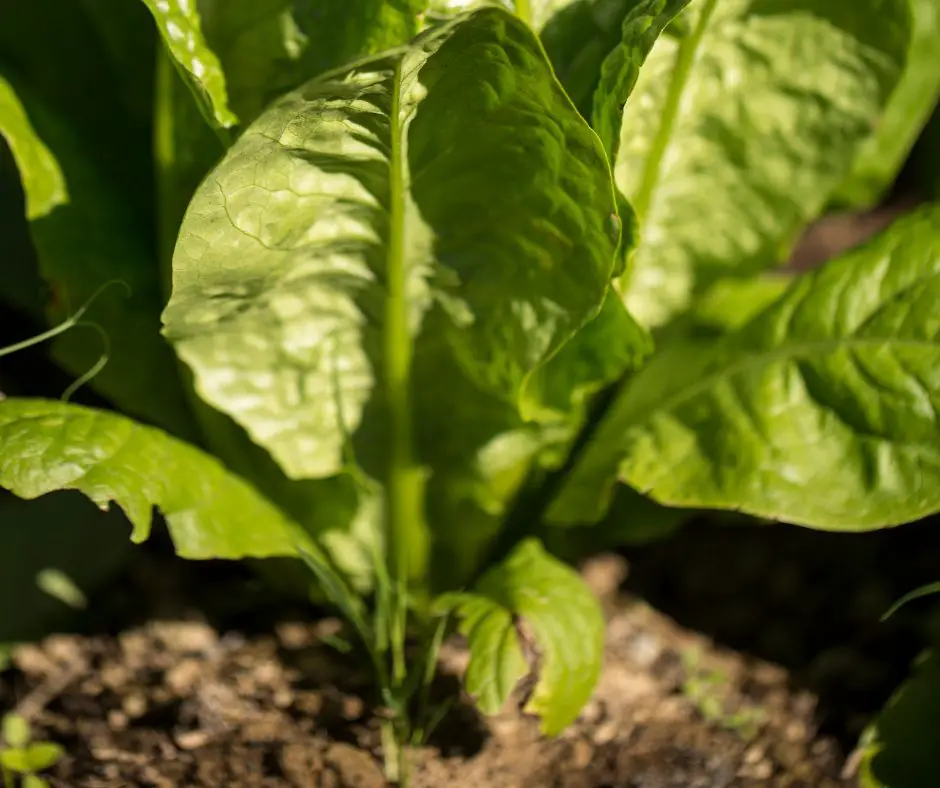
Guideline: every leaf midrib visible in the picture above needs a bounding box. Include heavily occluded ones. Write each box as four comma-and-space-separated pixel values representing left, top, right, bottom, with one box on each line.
631, 0, 717, 220
626, 335, 939, 430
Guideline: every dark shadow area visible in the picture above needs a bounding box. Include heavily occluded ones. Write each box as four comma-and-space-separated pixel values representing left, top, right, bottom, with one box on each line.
619, 514, 940, 749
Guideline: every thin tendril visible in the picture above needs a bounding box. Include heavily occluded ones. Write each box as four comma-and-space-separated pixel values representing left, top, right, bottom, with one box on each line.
61, 321, 111, 402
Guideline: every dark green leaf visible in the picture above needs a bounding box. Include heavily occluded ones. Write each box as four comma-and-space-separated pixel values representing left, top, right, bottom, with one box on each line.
859, 650, 940, 788
610, 0, 912, 328
0, 398, 302, 559
833, 0, 940, 208
163, 8, 619, 483
552, 205, 940, 529
437, 538, 604, 733
540, 0, 642, 117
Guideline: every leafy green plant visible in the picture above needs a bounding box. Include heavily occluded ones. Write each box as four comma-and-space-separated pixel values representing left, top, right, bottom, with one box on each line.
0, 713, 63, 788
1, 0, 939, 784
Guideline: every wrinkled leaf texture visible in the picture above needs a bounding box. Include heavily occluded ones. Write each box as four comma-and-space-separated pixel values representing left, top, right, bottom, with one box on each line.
551, 205, 940, 530
163, 7, 621, 486
605, 0, 912, 328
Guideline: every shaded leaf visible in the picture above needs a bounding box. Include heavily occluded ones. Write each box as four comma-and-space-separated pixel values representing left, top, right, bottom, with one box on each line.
551, 205, 940, 529
139, 0, 237, 128
611, 0, 912, 328
0, 398, 301, 559
833, 0, 940, 208
0, 76, 66, 219
437, 538, 604, 733
859, 650, 940, 788
540, 0, 643, 117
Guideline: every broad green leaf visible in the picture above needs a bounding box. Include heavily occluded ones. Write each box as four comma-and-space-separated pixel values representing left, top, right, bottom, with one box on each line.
0, 398, 301, 560
0, 76, 66, 220
833, 0, 940, 208
437, 538, 604, 733
611, 0, 912, 328
551, 205, 940, 529
23, 776, 50, 788
163, 8, 619, 483
540, 0, 642, 117
138, 0, 237, 128
859, 650, 940, 788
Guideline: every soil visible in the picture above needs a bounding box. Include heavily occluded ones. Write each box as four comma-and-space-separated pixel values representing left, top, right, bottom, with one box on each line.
2, 549, 859, 788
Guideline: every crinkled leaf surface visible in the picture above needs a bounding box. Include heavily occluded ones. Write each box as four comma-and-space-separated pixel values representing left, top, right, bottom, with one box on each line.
834, 0, 940, 208
139, 0, 237, 128
163, 7, 619, 482
0, 399, 300, 559
859, 650, 940, 788
437, 538, 604, 733
551, 205, 940, 529
611, 0, 912, 328
0, 76, 66, 220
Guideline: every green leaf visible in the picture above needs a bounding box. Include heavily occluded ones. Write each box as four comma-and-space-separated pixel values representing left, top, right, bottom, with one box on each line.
196, 0, 429, 129
528, 289, 652, 418
0, 398, 302, 560
22, 743, 63, 773
2, 714, 30, 749
22, 775, 49, 788
690, 274, 792, 334
0, 76, 66, 220
833, 0, 940, 208
0, 3, 195, 437
163, 7, 619, 482
138, 0, 237, 128
540, 0, 642, 118
551, 204, 940, 530
438, 538, 604, 733
610, 0, 912, 328
859, 650, 940, 788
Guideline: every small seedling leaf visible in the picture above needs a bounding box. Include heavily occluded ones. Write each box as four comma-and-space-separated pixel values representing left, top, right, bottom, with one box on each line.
439, 538, 605, 734
2, 714, 30, 749
23, 743, 64, 772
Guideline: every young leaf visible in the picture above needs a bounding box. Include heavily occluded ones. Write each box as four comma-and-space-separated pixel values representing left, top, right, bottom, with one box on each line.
21, 743, 63, 772
0, 398, 302, 559
163, 7, 619, 482
138, 0, 237, 128
608, 0, 912, 328
551, 205, 940, 530
2, 714, 30, 749
0, 76, 66, 220
437, 538, 604, 733
833, 0, 940, 208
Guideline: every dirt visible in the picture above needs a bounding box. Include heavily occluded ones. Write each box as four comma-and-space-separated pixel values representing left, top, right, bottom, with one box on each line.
1, 550, 870, 788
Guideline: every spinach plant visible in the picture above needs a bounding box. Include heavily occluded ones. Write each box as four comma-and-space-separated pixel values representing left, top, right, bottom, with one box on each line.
1, 0, 939, 782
